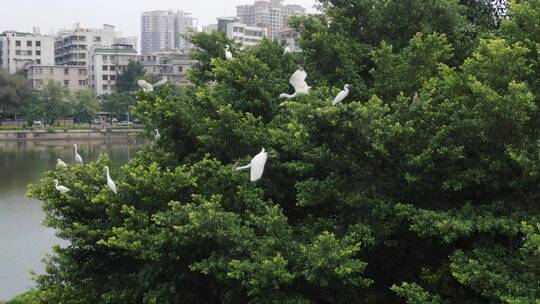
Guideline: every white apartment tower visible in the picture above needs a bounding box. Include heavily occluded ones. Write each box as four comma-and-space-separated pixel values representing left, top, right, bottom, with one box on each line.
174, 10, 198, 50
55, 24, 117, 66
141, 10, 175, 53
236, 0, 306, 39
0, 31, 55, 74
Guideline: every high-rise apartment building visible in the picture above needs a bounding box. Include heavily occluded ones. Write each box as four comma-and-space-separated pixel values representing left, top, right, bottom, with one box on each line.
0, 30, 55, 74
88, 44, 138, 95
236, 0, 306, 39
140, 10, 175, 53
55, 24, 117, 66
174, 10, 198, 50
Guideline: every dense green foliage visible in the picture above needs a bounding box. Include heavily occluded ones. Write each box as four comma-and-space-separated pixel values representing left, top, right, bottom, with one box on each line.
115, 61, 146, 93
23, 0, 540, 303
0, 70, 31, 121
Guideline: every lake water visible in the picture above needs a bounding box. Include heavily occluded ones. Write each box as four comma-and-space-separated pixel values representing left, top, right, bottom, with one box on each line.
0, 139, 145, 301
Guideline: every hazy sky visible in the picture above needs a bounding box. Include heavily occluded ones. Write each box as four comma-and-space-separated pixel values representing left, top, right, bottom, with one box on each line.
0, 0, 318, 37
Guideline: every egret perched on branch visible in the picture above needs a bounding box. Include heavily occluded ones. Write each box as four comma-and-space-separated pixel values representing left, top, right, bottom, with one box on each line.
154, 129, 161, 141
279, 68, 311, 99
73, 144, 83, 165
412, 92, 420, 103
235, 148, 268, 182
57, 159, 67, 167
104, 166, 117, 194
137, 79, 168, 92
332, 84, 350, 105
225, 44, 233, 61
54, 179, 70, 193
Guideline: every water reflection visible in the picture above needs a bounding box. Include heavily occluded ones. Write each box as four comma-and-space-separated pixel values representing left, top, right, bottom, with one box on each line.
0, 139, 145, 300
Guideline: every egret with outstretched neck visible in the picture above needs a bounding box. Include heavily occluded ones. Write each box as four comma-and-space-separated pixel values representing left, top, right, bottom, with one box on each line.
73, 144, 83, 165
54, 179, 70, 193
137, 79, 168, 93
235, 148, 268, 182
332, 84, 350, 105
225, 45, 233, 61
104, 166, 117, 194
154, 129, 161, 141
279, 68, 311, 100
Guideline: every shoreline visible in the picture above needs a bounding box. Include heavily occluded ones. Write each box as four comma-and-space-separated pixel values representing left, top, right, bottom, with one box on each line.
0, 129, 145, 141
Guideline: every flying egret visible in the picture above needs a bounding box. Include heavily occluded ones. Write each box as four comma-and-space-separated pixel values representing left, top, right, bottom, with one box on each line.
137, 79, 168, 93
154, 129, 161, 141
279, 68, 311, 99
225, 45, 233, 61
73, 144, 83, 165
284, 46, 291, 54
332, 84, 350, 105
235, 148, 268, 182
104, 166, 117, 194
57, 159, 67, 167
54, 179, 70, 193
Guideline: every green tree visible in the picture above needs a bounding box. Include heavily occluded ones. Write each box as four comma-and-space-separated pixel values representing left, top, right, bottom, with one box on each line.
25, 80, 72, 126
72, 89, 100, 124
115, 61, 146, 93
23, 1, 540, 303
0, 70, 31, 122
101, 92, 137, 120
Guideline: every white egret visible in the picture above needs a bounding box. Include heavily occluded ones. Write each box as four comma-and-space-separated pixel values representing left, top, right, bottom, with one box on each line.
332, 84, 350, 105
235, 148, 269, 182
137, 79, 168, 93
412, 92, 420, 103
279, 68, 311, 99
154, 129, 161, 141
225, 45, 233, 61
284, 46, 291, 54
239, 46, 245, 51
104, 166, 117, 194
57, 159, 67, 167
73, 144, 83, 165
54, 179, 70, 193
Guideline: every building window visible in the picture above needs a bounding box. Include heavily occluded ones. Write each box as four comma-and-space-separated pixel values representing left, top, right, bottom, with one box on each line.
178, 66, 183, 72
94, 36, 101, 42
27, 41, 32, 47
110, 75, 116, 81
102, 85, 108, 90
36, 41, 41, 47
15, 40, 21, 47
36, 59, 41, 64
50, 68, 54, 74
64, 68, 69, 75
103, 55, 108, 61
36, 50, 41, 56
15, 50, 21, 55
109, 65, 115, 71
102, 65, 108, 70
79, 80, 87, 86
78, 69, 87, 75
102, 75, 108, 80
64, 80, 69, 86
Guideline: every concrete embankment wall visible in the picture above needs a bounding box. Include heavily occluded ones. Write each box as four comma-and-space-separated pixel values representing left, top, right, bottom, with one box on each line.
0, 129, 145, 141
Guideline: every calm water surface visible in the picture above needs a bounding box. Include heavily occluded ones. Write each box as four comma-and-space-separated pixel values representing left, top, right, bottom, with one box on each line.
0, 139, 144, 300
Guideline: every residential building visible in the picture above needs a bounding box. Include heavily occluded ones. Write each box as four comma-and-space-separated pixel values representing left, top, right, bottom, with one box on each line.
0, 30, 55, 74
141, 51, 195, 86
27, 65, 88, 92
276, 26, 301, 52
202, 24, 218, 33
236, 0, 306, 39
55, 24, 117, 66
115, 36, 138, 51
226, 20, 267, 46
174, 10, 198, 50
88, 44, 138, 95
140, 10, 175, 53
217, 17, 237, 33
